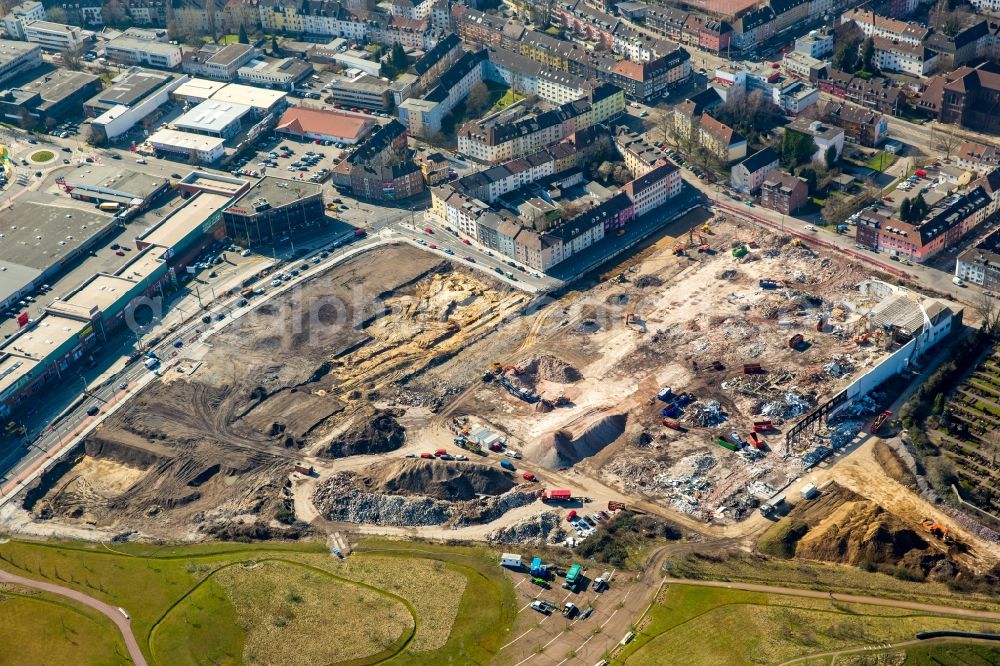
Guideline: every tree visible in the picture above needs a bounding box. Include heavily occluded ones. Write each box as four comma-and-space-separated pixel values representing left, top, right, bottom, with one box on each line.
238, 23, 249, 44
930, 127, 960, 161
390, 42, 409, 71
61, 45, 84, 71
101, 0, 128, 27
824, 145, 838, 169
899, 197, 911, 221
712, 90, 782, 147
974, 290, 1000, 339
46, 6, 68, 23
597, 161, 614, 183
860, 38, 875, 74
799, 167, 818, 195
271, 35, 280, 55
465, 81, 491, 115
528, 0, 553, 28
781, 130, 817, 169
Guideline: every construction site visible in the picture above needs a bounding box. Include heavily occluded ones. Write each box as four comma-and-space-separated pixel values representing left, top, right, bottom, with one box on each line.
13, 217, 970, 555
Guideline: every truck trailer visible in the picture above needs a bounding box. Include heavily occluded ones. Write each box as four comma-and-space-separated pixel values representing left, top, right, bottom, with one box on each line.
541, 489, 572, 502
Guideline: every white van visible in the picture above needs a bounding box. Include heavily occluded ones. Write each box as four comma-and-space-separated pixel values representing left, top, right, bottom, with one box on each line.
953, 277, 965, 287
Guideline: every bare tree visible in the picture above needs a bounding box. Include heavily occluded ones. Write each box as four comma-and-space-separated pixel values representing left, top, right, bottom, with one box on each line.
101, 0, 128, 27
930, 127, 961, 161
45, 6, 68, 23
974, 290, 1000, 338
61, 45, 85, 71
465, 81, 491, 115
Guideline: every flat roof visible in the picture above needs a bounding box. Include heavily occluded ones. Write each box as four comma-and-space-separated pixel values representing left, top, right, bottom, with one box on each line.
172, 78, 227, 100
0, 198, 116, 271
138, 191, 231, 249
180, 171, 248, 195
148, 128, 225, 153
5, 314, 87, 360
228, 176, 320, 212
0, 39, 38, 66
0, 353, 39, 398
87, 70, 174, 109
209, 83, 285, 109
107, 37, 180, 57
114, 245, 166, 282
60, 273, 136, 314
18, 69, 100, 105
174, 99, 251, 133
0, 260, 42, 304
65, 166, 166, 201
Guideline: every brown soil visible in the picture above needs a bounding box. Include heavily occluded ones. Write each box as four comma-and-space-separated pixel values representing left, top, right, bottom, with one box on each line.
319, 408, 406, 458
528, 411, 627, 469
353, 458, 515, 501
874, 440, 919, 490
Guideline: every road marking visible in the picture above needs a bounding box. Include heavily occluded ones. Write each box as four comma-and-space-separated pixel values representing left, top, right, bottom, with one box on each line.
514, 577, 526, 589
600, 609, 618, 629
500, 628, 535, 651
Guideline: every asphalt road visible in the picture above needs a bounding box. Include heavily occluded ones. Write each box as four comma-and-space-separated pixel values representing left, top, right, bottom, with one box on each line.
0, 566, 147, 666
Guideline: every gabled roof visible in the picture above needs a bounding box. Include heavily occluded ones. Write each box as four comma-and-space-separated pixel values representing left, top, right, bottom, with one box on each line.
736, 147, 779, 174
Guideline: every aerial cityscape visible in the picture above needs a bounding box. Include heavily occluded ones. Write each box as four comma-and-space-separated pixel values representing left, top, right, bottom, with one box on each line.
0, 0, 999, 662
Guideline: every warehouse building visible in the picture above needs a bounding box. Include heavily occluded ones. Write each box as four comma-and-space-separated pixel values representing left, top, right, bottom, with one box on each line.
172, 99, 251, 139
84, 69, 188, 142
0, 69, 102, 128
146, 128, 225, 163
61, 165, 170, 208
274, 107, 374, 145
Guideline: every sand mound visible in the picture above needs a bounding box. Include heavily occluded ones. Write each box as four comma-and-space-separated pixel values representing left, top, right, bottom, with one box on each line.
320, 409, 405, 458
353, 459, 515, 501
517, 354, 582, 384
527, 412, 627, 469
796, 500, 931, 566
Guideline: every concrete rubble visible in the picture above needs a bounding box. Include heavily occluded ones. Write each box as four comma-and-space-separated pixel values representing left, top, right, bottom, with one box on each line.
485, 511, 568, 546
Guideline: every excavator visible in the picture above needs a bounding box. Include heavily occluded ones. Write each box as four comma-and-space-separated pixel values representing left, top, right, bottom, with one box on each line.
921, 519, 954, 544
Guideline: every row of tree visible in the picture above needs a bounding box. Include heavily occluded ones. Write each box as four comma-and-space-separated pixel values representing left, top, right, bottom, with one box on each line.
899, 194, 930, 222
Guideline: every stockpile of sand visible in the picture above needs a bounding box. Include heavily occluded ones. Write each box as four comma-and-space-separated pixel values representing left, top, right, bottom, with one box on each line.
353, 459, 515, 501
527, 412, 627, 469
517, 354, 583, 384
796, 500, 930, 566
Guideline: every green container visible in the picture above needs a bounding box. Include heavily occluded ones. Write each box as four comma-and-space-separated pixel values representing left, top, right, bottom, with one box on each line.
732, 246, 748, 258
715, 438, 738, 451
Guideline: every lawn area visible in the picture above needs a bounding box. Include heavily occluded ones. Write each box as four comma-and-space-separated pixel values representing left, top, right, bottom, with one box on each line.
30, 150, 54, 163
494, 89, 525, 111
866, 151, 897, 172
0, 586, 129, 665
902, 641, 1000, 664
0, 538, 516, 666
152, 560, 414, 665
614, 585, 1000, 665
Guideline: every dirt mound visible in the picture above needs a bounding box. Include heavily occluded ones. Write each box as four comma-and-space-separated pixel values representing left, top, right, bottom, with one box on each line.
634, 275, 663, 288
320, 409, 406, 458
528, 412, 627, 469
517, 354, 582, 384
796, 500, 931, 566
354, 459, 515, 501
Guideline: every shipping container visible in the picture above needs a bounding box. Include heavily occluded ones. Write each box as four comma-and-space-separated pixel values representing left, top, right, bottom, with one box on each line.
715, 438, 738, 451
542, 489, 572, 502
499, 553, 522, 568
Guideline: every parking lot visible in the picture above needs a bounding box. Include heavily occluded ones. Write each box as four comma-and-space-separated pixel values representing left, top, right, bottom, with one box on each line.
229, 133, 346, 185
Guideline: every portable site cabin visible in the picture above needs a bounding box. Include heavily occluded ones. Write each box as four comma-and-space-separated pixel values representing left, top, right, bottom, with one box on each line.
499, 553, 522, 569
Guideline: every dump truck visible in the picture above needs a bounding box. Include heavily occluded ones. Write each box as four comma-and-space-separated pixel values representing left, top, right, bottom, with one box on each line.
920, 519, 953, 543
759, 494, 786, 517
563, 564, 582, 591
541, 489, 572, 502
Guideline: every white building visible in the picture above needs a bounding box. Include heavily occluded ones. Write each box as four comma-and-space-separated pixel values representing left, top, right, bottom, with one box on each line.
787, 118, 844, 163
872, 37, 938, 78
22, 20, 86, 52
2, 1, 45, 40
0, 40, 42, 85
731, 147, 780, 194
237, 57, 312, 90
146, 128, 225, 163
105, 37, 182, 70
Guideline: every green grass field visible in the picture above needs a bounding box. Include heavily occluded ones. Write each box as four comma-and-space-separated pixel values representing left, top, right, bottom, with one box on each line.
613, 585, 1000, 665
0, 538, 516, 665
0, 585, 130, 665
30, 150, 54, 163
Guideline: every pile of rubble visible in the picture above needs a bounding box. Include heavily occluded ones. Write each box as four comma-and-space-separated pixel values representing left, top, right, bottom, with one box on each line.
823, 354, 856, 378
757, 392, 811, 419
685, 400, 727, 426
485, 511, 567, 546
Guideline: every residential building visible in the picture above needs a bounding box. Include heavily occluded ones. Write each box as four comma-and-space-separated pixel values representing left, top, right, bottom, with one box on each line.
105, 37, 182, 70
412, 32, 462, 94
237, 57, 312, 90
397, 49, 486, 138
957, 141, 1000, 175
760, 171, 808, 214
817, 69, 905, 114
349, 162, 425, 200
955, 225, 1000, 288
181, 43, 258, 81
126, 0, 168, 26
787, 117, 844, 162
794, 29, 833, 58
783, 51, 829, 82
621, 161, 681, 216
855, 187, 992, 261
841, 9, 929, 45
274, 106, 375, 144
223, 177, 325, 244
871, 36, 937, 78
325, 73, 392, 111
730, 147, 779, 194
698, 113, 747, 163
825, 102, 888, 147
925, 20, 992, 73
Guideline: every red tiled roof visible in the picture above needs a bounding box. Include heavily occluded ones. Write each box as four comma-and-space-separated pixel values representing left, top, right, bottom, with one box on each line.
275, 107, 374, 141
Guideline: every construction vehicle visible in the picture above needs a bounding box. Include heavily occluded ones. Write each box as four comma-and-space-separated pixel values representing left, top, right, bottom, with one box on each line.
672, 243, 687, 256
523, 471, 537, 482
816, 316, 826, 332
870, 409, 892, 434
614, 272, 626, 283
759, 494, 786, 517
791, 238, 802, 247
789, 333, 805, 349
657, 386, 674, 402
542, 489, 572, 502
702, 222, 713, 234
920, 519, 954, 543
